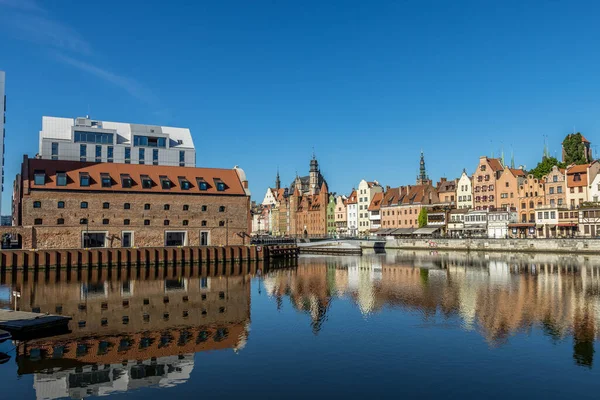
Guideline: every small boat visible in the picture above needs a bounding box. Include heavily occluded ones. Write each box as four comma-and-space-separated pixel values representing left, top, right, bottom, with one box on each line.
0, 329, 12, 343
0, 352, 10, 364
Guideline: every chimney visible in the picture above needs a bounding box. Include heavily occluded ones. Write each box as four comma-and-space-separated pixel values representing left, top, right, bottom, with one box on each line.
386, 185, 390, 191
440, 177, 447, 183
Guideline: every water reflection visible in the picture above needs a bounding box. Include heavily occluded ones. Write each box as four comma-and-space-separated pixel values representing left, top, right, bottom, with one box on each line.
264, 251, 600, 368
1, 265, 255, 399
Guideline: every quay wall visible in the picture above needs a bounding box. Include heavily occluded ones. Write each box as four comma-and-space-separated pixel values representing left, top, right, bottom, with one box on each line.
0, 245, 297, 269
360, 238, 600, 254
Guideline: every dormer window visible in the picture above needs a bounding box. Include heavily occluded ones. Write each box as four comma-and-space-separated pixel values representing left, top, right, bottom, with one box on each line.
197, 178, 208, 191
160, 176, 171, 190
141, 175, 153, 189
574, 173, 582, 182
179, 177, 191, 190
101, 174, 112, 188
56, 172, 67, 186
80, 173, 90, 187
121, 174, 132, 188
34, 170, 45, 186
214, 179, 225, 191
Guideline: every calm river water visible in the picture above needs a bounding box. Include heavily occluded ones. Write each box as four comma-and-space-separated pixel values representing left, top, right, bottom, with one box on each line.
1, 250, 600, 399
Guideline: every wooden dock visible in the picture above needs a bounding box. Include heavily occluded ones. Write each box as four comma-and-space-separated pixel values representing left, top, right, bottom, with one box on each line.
0, 310, 71, 335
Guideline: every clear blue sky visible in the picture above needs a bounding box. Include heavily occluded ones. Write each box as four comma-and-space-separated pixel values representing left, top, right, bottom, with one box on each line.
1, 0, 599, 212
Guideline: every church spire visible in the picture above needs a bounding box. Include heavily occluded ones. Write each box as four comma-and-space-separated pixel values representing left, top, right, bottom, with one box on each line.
543, 135, 549, 160
510, 147, 515, 169
416, 150, 430, 185
275, 168, 281, 190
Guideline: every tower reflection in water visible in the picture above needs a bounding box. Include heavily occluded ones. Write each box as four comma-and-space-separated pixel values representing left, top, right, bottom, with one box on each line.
2, 264, 255, 399
263, 251, 600, 368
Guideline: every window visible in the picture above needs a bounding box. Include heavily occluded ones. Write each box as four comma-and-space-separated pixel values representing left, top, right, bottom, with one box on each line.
133, 135, 166, 148
124, 203, 130, 209
33, 201, 41, 208
201, 205, 207, 212
101, 174, 111, 188
58, 201, 65, 208
80, 173, 90, 187
144, 219, 150, 226
95, 145, 102, 162
198, 179, 208, 191
80, 144, 87, 161
144, 204, 151, 210
553, 175, 558, 182
179, 150, 185, 166
557, 186, 562, 194
152, 149, 159, 165
124, 147, 131, 163
574, 173, 581, 182
558, 199, 563, 205
57, 218, 64, 225
124, 219, 130, 225
549, 187, 554, 194
505, 182, 509, 187
160, 176, 171, 189
216, 180, 225, 191
164, 204, 170, 210
80, 201, 88, 209
570, 187, 575, 193
183, 220, 189, 226
34, 170, 45, 185
164, 220, 170, 226
102, 219, 109, 225
201, 220, 207, 226
139, 148, 145, 164
180, 178, 191, 190
80, 218, 88, 225
141, 175, 152, 189
529, 201, 534, 208
551, 211, 556, 219
585, 225, 590, 234
543, 212, 549, 219
121, 174, 132, 188
103, 202, 110, 209
219, 206, 225, 212
34, 218, 42, 225
51, 142, 59, 160
74, 131, 113, 144
107, 146, 113, 162
219, 221, 225, 226
56, 172, 67, 186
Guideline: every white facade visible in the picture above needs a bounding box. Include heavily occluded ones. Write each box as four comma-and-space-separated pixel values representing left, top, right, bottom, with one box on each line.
535, 206, 559, 238
346, 191, 358, 236
457, 171, 472, 209
588, 174, 600, 203
261, 188, 277, 206
0, 71, 5, 214
487, 209, 517, 239
357, 180, 382, 234
39, 116, 195, 167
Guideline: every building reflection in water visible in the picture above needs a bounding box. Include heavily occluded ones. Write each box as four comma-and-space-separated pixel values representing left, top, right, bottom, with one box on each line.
263, 251, 600, 368
1, 264, 255, 399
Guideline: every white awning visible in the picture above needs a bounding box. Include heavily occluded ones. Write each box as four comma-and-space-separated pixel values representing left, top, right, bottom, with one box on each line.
413, 227, 441, 235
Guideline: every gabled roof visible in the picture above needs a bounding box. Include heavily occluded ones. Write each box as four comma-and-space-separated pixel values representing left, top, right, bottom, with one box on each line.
346, 190, 358, 204
26, 158, 246, 195
508, 168, 526, 177
437, 179, 457, 193
381, 187, 400, 207
567, 164, 589, 174
488, 158, 504, 172
368, 192, 383, 211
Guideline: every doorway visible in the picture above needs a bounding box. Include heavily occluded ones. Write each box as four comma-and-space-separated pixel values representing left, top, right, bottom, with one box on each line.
165, 231, 187, 246
122, 232, 133, 248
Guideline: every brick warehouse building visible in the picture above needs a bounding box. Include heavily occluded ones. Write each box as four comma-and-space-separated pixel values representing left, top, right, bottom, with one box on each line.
12, 155, 251, 249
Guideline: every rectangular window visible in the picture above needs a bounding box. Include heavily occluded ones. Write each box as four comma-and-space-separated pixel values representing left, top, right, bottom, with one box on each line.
133, 135, 167, 148
95, 145, 102, 162
553, 176, 558, 182
121, 174, 132, 188
107, 146, 113, 162
198, 179, 208, 191
56, 172, 67, 186
215, 180, 225, 191
51, 142, 59, 160
179, 177, 191, 190
179, 150, 185, 166
34, 170, 45, 185
153, 148, 159, 165
585, 225, 590, 234
549, 187, 554, 194
139, 148, 145, 164
557, 186, 563, 194
80, 144, 87, 161
80, 173, 90, 187
124, 147, 131, 164
101, 174, 111, 188
74, 131, 113, 144
160, 176, 171, 189
551, 211, 556, 219
141, 175, 152, 189
544, 212, 549, 219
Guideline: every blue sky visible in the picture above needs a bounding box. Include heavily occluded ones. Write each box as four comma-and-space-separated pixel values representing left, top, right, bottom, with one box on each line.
1, 0, 599, 212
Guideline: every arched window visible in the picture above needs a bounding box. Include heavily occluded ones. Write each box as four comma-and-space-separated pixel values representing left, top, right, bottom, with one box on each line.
103, 202, 110, 209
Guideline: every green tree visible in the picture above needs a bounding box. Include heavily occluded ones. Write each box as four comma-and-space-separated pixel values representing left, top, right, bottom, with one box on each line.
529, 156, 566, 179
417, 207, 428, 228
563, 133, 588, 165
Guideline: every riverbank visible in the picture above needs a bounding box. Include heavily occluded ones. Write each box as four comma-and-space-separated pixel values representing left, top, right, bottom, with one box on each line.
360, 238, 600, 254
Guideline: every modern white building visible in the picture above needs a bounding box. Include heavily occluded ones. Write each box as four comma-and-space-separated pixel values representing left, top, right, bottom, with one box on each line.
487, 208, 517, 239
39, 116, 196, 167
357, 180, 383, 235
0, 71, 5, 213
457, 170, 473, 209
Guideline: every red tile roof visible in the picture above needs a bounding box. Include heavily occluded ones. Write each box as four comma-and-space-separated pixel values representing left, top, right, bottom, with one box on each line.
26, 159, 246, 195
488, 158, 504, 172
381, 187, 400, 207
346, 190, 358, 204
368, 192, 383, 211
508, 168, 526, 177
567, 164, 589, 174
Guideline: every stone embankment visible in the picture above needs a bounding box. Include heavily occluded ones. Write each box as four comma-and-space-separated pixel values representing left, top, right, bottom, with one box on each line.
360, 238, 600, 254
